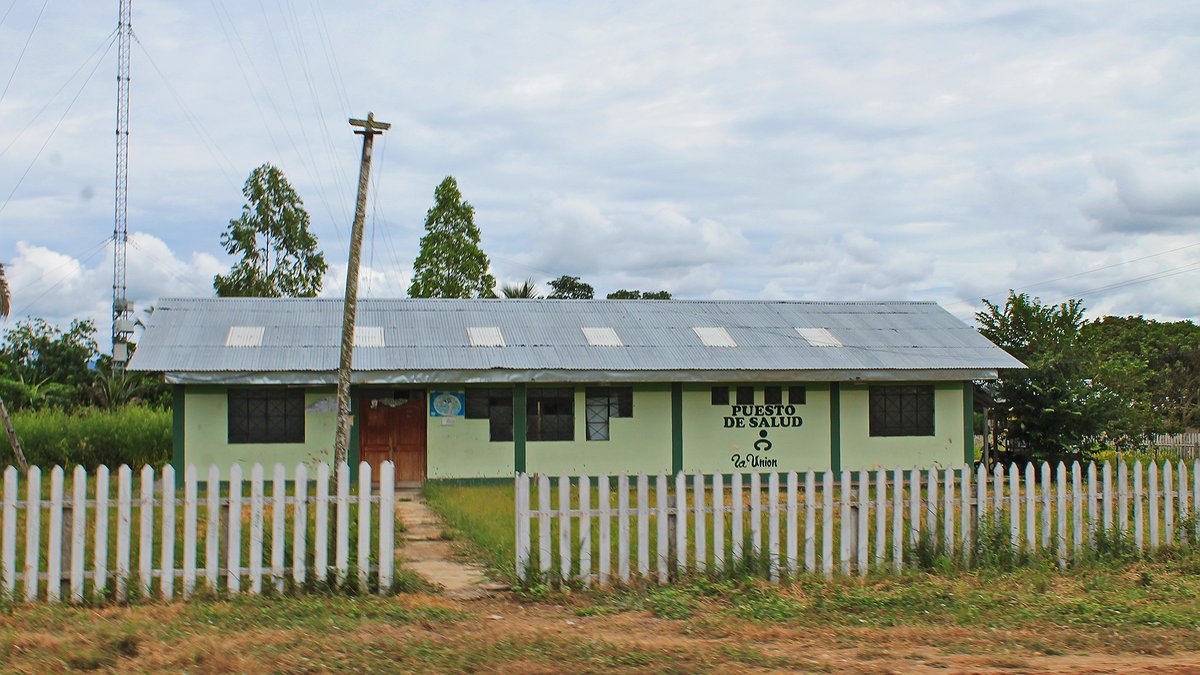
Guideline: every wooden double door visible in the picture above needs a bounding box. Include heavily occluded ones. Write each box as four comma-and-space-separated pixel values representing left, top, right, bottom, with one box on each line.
360, 389, 427, 483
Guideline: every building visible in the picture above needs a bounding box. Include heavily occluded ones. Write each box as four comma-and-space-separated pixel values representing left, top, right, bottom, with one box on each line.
128, 297, 1023, 481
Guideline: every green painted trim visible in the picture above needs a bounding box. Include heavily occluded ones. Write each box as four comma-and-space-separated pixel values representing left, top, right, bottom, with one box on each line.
424, 477, 512, 487
963, 381, 974, 464
514, 384, 527, 473
829, 382, 841, 474
172, 385, 185, 487
349, 387, 360, 482
671, 383, 683, 474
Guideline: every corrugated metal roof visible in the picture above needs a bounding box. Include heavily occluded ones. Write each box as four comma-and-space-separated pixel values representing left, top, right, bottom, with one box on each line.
128, 297, 1025, 381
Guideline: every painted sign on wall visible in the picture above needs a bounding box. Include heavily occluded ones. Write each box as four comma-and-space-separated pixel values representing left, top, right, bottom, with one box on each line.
429, 391, 465, 417
725, 404, 803, 469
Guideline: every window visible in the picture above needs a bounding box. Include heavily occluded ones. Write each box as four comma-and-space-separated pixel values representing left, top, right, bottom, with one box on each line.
465, 388, 513, 442
528, 388, 574, 441
736, 386, 754, 405
789, 386, 807, 405
585, 387, 633, 441
764, 386, 782, 405
228, 388, 305, 444
869, 385, 934, 437
711, 386, 729, 406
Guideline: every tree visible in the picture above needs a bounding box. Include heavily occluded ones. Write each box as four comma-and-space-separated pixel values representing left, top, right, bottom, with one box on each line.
977, 292, 1131, 464
0, 318, 99, 410
408, 176, 497, 298
501, 279, 541, 298
0, 263, 9, 318
546, 275, 593, 299
606, 289, 672, 300
213, 164, 327, 298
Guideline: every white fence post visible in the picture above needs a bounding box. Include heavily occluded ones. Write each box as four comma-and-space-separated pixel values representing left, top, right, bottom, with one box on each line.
160, 465, 176, 601
637, 474, 648, 578
1102, 462, 1113, 535
768, 472, 780, 581
70, 465, 87, 603
205, 465, 220, 592
559, 475, 572, 582
515, 473, 530, 581
655, 473, 668, 583
183, 465, 197, 599
1118, 461, 1129, 537
1148, 461, 1159, 551
138, 465, 154, 599
1087, 463, 1098, 548
1133, 461, 1144, 552
94, 465, 110, 597
357, 462, 371, 587
804, 471, 816, 574
271, 464, 286, 593
786, 471, 798, 576
713, 473, 725, 573
731, 473, 743, 567
674, 472, 687, 573
47, 466, 63, 603
1023, 463, 1035, 553
24, 466, 41, 601
960, 464, 971, 562
379, 462, 394, 593
293, 464, 309, 588
579, 475, 592, 586
821, 470, 833, 578
2, 467, 16, 596
856, 470, 868, 577
1163, 461, 1174, 546
1071, 462, 1083, 558
336, 462, 351, 582
943, 466, 954, 558
314, 463, 329, 583
875, 470, 887, 570
249, 464, 264, 594
115, 465, 131, 601
1055, 462, 1067, 569
227, 464, 243, 593
694, 473, 707, 574
1008, 464, 1019, 550
617, 474, 629, 582
840, 470, 852, 576
750, 472, 762, 560
598, 475, 611, 586
893, 467, 904, 572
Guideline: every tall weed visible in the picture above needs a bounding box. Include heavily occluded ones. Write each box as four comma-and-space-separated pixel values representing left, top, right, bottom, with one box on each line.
0, 405, 170, 469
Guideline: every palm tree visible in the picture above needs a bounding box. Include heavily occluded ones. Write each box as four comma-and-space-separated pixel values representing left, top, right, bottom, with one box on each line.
500, 279, 541, 299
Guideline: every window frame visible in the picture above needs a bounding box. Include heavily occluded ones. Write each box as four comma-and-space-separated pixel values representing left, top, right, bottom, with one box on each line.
764, 385, 782, 405
584, 387, 633, 441
711, 386, 729, 406
227, 387, 305, 444
868, 385, 935, 437
789, 386, 807, 405
527, 387, 575, 442
736, 386, 754, 405
465, 388, 514, 442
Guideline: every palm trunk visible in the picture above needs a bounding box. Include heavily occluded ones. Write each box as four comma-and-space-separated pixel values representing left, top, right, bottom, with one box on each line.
0, 396, 28, 473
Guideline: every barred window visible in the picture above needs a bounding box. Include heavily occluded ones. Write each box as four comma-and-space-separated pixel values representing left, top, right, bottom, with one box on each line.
711, 386, 729, 406
528, 388, 574, 442
465, 388, 513, 442
736, 386, 754, 405
789, 386, 807, 405
764, 386, 782, 405
585, 387, 633, 441
228, 388, 305, 444
869, 385, 935, 437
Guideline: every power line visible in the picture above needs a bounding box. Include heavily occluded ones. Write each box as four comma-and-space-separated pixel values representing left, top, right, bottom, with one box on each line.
1060, 261, 1200, 300
0, 0, 51, 109
4, 237, 114, 321
996, 240, 1200, 298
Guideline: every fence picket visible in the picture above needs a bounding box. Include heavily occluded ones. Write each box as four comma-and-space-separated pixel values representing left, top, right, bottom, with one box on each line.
1164, 462, 1174, 545
731, 473, 743, 566
227, 464, 243, 593
1177, 461, 1188, 528
856, 470, 868, 577
71, 466, 87, 603
804, 471, 816, 573
1055, 462, 1067, 568
1118, 461, 1129, 537
115, 466, 131, 600
637, 474, 648, 578
927, 469, 938, 542
876, 470, 887, 570
993, 465, 1003, 518
160, 465, 175, 600
840, 470, 852, 576
695, 473, 707, 574
1040, 463, 1051, 553
1194, 459, 1199, 541
2, 467, 15, 595
357, 463, 371, 587
94, 465, 109, 596
24, 466, 41, 601
960, 464, 971, 560
183, 466, 197, 599
1133, 461, 1144, 551
47, 467, 63, 603
515, 473, 529, 581
750, 473, 762, 559
787, 471, 798, 575
1102, 462, 1113, 534
822, 471, 833, 578
271, 464, 285, 593
293, 464, 308, 588
249, 464, 264, 594
1024, 463, 1035, 553
656, 473, 668, 583
617, 474, 629, 582
908, 469, 920, 549
943, 467, 954, 557
336, 463, 351, 582
675, 472, 687, 572
139, 465, 154, 598
598, 475, 610, 586
205, 465, 219, 592
1087, 463, 1098, 547
379, 462, 394, 592
768, 472, 779, 581
976, 463, 987, 540
1148, 461, 1159, 550
713, 473, 725, 572
893, 467, 904, 572
314, 463, 330, 583
1008, 464, 1019, 549
560, 475, 573, 582
580, 475, 592, 586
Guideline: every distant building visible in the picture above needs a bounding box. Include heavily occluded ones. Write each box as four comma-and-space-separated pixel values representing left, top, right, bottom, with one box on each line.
129, 298, 1023, 482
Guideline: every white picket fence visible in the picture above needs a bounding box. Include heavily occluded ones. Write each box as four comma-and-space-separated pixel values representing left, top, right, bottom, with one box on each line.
0, 461, 397, 603
516, 460, 1200, 584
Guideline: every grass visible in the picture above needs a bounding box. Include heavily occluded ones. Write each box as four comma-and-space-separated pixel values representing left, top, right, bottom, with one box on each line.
421, 480, 515, 580
0, 405, 171, 469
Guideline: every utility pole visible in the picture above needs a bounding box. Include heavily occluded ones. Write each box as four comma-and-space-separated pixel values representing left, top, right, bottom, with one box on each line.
334, 112, 390, 468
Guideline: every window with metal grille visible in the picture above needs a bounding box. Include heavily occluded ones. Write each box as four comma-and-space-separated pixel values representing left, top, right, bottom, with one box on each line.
527, 388, 574, 442
764, 386, 782, 405
711, 386, 729, 405
789, 386, 807, 405
585, 387, 633, 441
465, 388, 513, 442
736, 386, 754, 405
869, 385, 935, 437
228, 388, 305, 444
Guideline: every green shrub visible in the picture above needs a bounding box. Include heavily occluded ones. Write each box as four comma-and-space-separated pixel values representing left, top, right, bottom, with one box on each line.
0, 404, 170, 469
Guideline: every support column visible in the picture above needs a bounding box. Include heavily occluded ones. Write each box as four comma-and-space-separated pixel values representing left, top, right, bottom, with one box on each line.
963, 382, 974, 464
829, 383, 841, 474
671, 384, 683, 474
514, 384, 527, 473
172, 385, 185, 488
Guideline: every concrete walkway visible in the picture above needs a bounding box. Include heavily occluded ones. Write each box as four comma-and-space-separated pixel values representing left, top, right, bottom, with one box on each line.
395, 490, 504, 600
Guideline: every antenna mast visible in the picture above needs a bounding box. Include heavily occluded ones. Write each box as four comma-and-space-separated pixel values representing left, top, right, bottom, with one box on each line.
111, 0, 133, 371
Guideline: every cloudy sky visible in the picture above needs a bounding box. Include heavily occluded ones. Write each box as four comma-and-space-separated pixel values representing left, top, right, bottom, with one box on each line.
1, 1, 1198, 348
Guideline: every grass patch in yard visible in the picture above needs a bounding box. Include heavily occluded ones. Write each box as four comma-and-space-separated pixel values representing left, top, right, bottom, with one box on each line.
421, 480, 515, 580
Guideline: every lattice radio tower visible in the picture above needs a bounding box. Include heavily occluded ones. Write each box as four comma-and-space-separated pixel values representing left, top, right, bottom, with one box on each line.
111, 0, 134, 372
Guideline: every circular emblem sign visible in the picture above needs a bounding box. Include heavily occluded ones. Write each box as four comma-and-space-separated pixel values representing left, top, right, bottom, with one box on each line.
432, 392, 463, 417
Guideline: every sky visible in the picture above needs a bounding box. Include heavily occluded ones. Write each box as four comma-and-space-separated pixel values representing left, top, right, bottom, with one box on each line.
1, 1, 1199, 349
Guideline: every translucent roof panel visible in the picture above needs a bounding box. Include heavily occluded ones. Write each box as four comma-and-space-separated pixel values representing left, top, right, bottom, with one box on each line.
582, 327, 623, 347
467, 326, 505, 347
796, 327, 843, 348
693, 326, 737, 348
225, 326, 264, 347
354, 326, 384, 348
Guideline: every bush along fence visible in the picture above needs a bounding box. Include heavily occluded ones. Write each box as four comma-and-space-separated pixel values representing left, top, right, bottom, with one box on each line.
515, 460, 1200, 585
0, 461, 398, 603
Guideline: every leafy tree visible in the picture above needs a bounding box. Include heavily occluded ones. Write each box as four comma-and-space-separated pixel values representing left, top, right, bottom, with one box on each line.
546, 275, 593, 299
977, 292, 1132, 464
606, 289, 672, 299
213, 164, 327, 297
408, 176, 497, 298
501, 279, 541, 298
0, 318, 99, 410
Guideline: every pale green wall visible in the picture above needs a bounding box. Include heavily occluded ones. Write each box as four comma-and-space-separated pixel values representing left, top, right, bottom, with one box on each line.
183, 386, 338, 478
839, 383, 965, 470
427, 386, 514, 479
524, 385, 673, 476
681, 383, 831, 473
